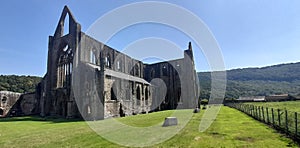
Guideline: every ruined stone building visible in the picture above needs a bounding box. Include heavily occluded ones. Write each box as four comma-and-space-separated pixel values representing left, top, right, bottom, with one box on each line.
8, 6, 199, 120
0, 91, 21, 117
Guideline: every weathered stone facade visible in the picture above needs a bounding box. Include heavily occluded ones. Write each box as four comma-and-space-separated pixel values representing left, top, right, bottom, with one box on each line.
144, 43, 199, 111
0, 91, 21, 117
9, 92, 40, 116
30, 6, 199, 120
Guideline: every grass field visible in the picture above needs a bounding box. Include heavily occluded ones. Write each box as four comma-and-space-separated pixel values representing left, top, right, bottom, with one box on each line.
0, 106, 297, 147
247, 101, 300, 113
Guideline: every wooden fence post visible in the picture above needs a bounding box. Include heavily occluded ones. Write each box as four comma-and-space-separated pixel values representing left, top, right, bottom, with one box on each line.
258, 106, 261, 120
254, 106, 256, 118
250, 105, 253, 117
248, 104, 250, 114
266, 107, 269, 124
278, 109, 281, 128
272, 108, 275, 125
262, 106, 265, 122
253, 106, 256, 118
242, 104, 244, 111
285, 110, 288, 133
255, 106, 258, 119
295, 112, 298, 136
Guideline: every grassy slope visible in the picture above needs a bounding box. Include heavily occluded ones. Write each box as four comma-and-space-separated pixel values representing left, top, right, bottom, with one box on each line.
0, 117, 117, 148
158, 106, 296, 147
117, 110, 174, 127
248, 101, 300, 113
0, 107, 297, 147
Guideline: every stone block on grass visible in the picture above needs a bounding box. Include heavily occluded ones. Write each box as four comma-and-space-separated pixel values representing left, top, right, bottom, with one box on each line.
162, 117, 178, 127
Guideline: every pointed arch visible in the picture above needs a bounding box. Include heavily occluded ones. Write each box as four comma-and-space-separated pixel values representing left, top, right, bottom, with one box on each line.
134, 64, 140, 76
136, 85, 141, 106
63, 13, 69, 36
145, 87, 149, 105
54, 6, 78, 37
105, 54, 111, 68
90, 49, 96, 64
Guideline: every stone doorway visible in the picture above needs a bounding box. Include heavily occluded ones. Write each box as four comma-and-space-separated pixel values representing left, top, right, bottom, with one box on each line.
0, 108, 3, 116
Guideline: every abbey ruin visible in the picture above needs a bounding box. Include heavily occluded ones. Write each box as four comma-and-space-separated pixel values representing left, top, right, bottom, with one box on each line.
3, 6, 199, 120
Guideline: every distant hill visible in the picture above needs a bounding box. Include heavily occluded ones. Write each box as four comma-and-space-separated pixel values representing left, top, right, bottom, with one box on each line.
0, 75, 42, 93
1, 62, 300, 97
198, 62, 300, 99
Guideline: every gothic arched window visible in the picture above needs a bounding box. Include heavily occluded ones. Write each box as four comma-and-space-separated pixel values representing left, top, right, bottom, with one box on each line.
135, 64, 140, 76
105, 55, 111, 68
57, 43, 73, 88
162, 65, 168, 76
136, 86, 141, 106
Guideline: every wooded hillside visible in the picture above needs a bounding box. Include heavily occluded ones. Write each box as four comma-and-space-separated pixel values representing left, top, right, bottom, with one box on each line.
198, 62, 300, 99
0, 75, 41, 93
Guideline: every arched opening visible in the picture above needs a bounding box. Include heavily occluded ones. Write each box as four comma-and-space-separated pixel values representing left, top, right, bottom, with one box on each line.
117, 61, 121, 70
162, 65, 168, 76
105, 55, 111, 68
177, 89, 182, 103
2, 96, 7, 104
135, 64, 140, 76
145, 87, 148, 105
63, 13, 69, 36
150, 69, 155, 78
57, 43, 73, 88
119, 103, 125, 117
90, 50, 96, 64
129, 64, 134, 75
136, 86, 141, 106
0, 108, 3, 115
111, 87, 117, 100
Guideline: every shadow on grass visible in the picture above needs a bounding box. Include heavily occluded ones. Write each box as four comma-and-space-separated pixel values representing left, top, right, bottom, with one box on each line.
0, 116, 83, 123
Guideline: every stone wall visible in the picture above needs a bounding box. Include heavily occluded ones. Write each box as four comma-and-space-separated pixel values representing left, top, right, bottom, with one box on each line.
144, 43, 199, 110
19, 93, 37, 115
0, 91, 21, 117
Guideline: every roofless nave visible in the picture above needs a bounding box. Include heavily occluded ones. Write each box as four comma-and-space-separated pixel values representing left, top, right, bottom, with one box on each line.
1, 6, 199, 120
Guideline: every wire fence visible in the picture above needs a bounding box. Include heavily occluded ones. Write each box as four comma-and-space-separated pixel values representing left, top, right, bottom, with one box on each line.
226, 103, 300, 142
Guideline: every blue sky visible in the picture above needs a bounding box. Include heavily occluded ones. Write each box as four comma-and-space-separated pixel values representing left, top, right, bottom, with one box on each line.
0, 0, 300, 76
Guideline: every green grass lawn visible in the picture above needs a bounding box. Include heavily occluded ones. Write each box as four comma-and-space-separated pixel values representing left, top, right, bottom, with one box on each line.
117, 110, 174, 127
0, 106, 297, 147
247, 101, 300, 113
